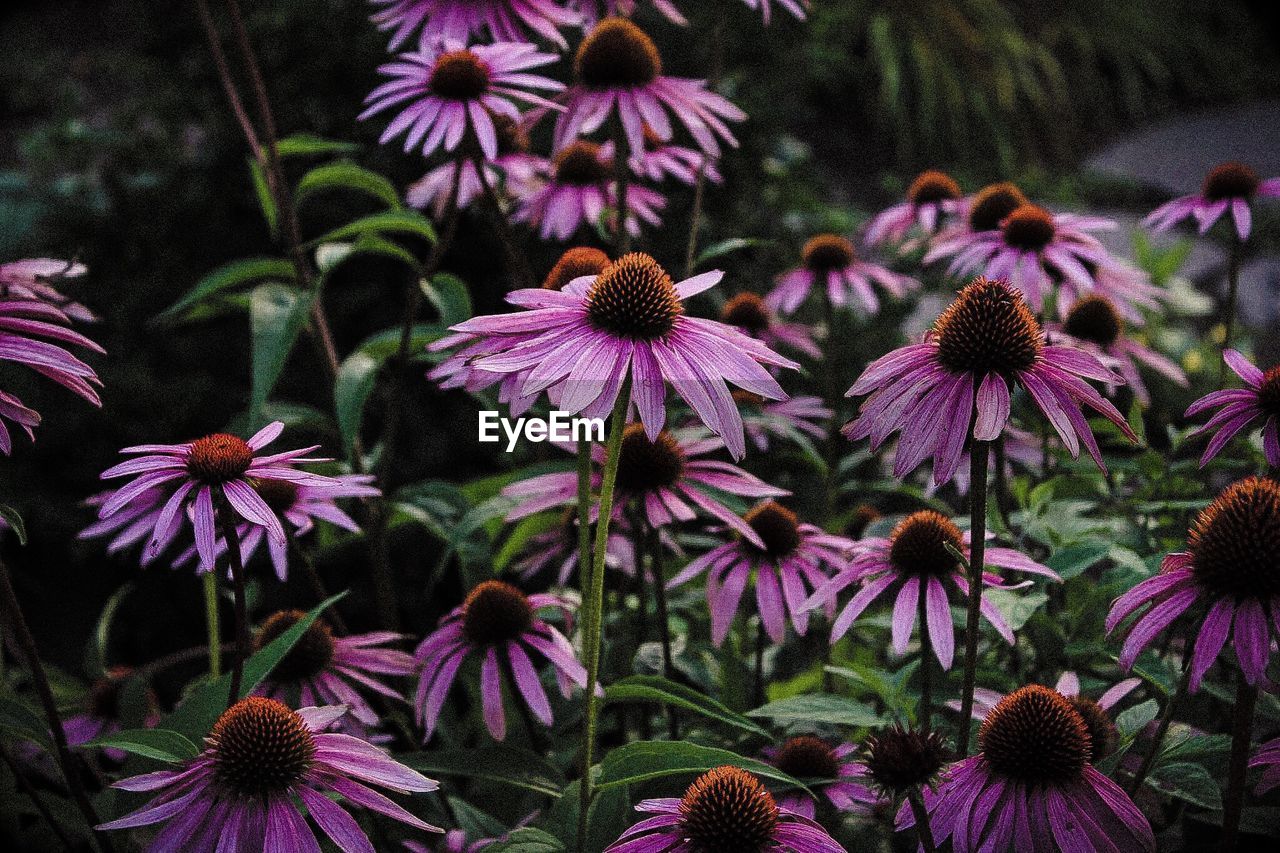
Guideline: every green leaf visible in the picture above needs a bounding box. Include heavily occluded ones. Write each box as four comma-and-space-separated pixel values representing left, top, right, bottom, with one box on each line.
248, 158, 279, 238
249, 283, 315, 420
85, 728, 198, 764
334, 351, 380, 453
86, 583, 132, 676
311, 210, 437, 246
273, 133, 359, 159
1115, 699, 1158, 738
316, 233, 421, 275
1147, 761, 1222, 810
747, 693, 881, 728
694, 237, 769, 267
1046, 541, 1111, 580
0, 503, 27, 545
296, 162, 402, 210
595, 740, 810, 794
484, 828, 566, 852
0, 694, 53, 749
158, 258, 295, 322
161, 593, 346, 742
402, 746, 565, 797
423, 272, 472, 327
605, 675, 769, 737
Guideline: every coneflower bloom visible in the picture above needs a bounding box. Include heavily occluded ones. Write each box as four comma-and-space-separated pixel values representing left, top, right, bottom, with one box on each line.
812, 510, 1059, 665
451, 252, 798, 459
79, 487, 173, 567
370, 0, 580, 50
927, 181, 1028, 248
362, 42, 562, 161
742, 0, 809, 24
1184, 349, 1280, 467
844, 277, 1137, 484
720, 292, 821, 360
503, 426, 787, 543
604, 765, 845, 852
767, 234, 917, 316
667, 501, 851, 646
631, 126, 721, 186
926, 203, 1114, 312
510, 508, 638, 586
0, 257, 95, 321
97, 698, 441, 848
554, 18, 745, 158
728, 390, 830, 453
407, 114, 542, 217
95, 421, 343, 573
414, 580, 587, 740
900, 685, 1154, 852
252, 610, 416, 728
577, 0, 687, 27
1251, 737, 1280, 794
63, 667, 159, 764
861, 724, 948, 798
1107, 476, 1280, 690
1144, 161, 1280, 241
761, 736, 878, 818
1048, 294, 1187, 407
865, 170, 966, 248
514, 141, 666, 240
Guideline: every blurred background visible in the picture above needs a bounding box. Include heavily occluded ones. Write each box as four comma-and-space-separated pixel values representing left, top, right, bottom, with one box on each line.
1, 0, 1279, 694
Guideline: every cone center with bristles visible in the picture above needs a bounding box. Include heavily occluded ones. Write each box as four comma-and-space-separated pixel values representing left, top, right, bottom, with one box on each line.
1202, 161, 1260, 201
1259, 367, 1280, 419
772, 736, 840, 780
720, 292, 770, 334
968, 182, 1028, 232
1187, 477, 1280, 600
187, 434, 253, 484
575, 18, 662, 89
462, 580, 534, 646
678, 766, 779, 852
934, 277, 1043, 375
1001, 204, 1056, 251
554, 142, 612, 186
616, 425, 686, 493
743, 501, 801, 559
1068, 696, 1117, 763
888, 510, 964, 577
801, 234, 855, 272
585, 252, 683, 339
254, 479, 299, 515
429, 50, 491, 100
863, 724, 947, 792
908, 170, 962, 205
543, 247, 611, 291
1062, 294, 1122, 347
255, 610, 335, 682
979, 685, 1091, 783
211, 697, 316, 797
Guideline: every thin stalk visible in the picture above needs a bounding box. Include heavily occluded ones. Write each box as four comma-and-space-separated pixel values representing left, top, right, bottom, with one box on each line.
576, 443, 593, 604
1127, 653, 1191, 795
917, 578, 933, 734
1220, 234, 1242, 384
682, 15, 726, 279
202, 571, 221, 678
648, 523, 679, 740
474, 157, 535, 290
0, 738, 75, 850
907, 789, 938, 853
214, 497, 249, 708
293, 541, 346, 634
956, 438, 989, 755
819, 288, 842, 515
1219, 676, 1258, 853
0, 558, 112, 852
577, 386, 631, 850
753, 618, 766, 708
612, 120, 631, 255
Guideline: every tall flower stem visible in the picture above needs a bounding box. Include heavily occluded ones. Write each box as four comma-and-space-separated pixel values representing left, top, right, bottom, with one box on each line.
214, 496, 249, 708
202, 571, 222, 678
917, 578, 933, 734
682, 14, 726, 279
1127, 652, 1191, 795
1220, 675, 1258, 853
648, 522, 679, 740
576, 442, 593, 606
0, 558, 112, 852
1220, 233, 1242, 385
577, 386, 631, 849
612, 120, 631, 255
474, 157, 535, 290
956, 438, 989, 755
907, 789, 938, 853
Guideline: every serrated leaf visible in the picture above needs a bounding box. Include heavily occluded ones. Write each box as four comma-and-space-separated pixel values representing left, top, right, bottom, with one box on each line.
158, 257, 295, 321
606, 675, 770, 737
296, 162, 402, 210
0, 504, 27, 545
1115, 699, 1158, 738
595, 740, 810, 794
747, 693, 881, 728
403, 746, 565, 796
250, 283, 315, 420
85, 728, 198, 764
1147, 761, 1221, 810
1046, 541, 1110, 580
485, 827, 566, 852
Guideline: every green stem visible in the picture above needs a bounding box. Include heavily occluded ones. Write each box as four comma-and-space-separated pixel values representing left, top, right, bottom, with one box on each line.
907, 789, 937, 853
1220, 234, 1242, 385
1219, 675, 1258, 853
203, 571, 221, 679
577, 385, 631, 851
612, 120, 631, 255
214, 494, 249, 709
577, 441, 594, 599
1127, 651, 1191, 795
956, 439, 989, 755
647, 521, 679, 740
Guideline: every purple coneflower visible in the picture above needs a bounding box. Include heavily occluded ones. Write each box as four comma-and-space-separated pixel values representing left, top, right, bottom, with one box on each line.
861, 724, 948, 799
511, 508, 638, 586
0, 257, 95, 321
1144, 161, 1280, 241
80, 488, 174, 567
1048, 294, 1187, 407
362, 42, 562, 161
667, 501, 850, 646
555, 18, 745, 158
631, 126, 721, 185
729, 390, 830, 453
926, 181, 1027, 247
844, 277, 1136, 484
503, 426, 787, 542
370, 0, 580, 50
1251, 737, 1280, 794
900, 685, 1154, 852
95, 421, 342, 573
927, 203, 1114, 312
97, 698, 441, 848
450, 252, 797, 459
720, 292, 821, 360
414, 580, 588, 741
64, 667, 159, 764
252, 610, 416, 729
514, 141, 666, 240
604, 765, 845, 852
767, 234, 917, 316
865, 170, 966, 248
1185, 349, 1280, 467
577, 0, 687, 27
761, 735, 878, 818
812, 510, 1059, 665
1107, 476, 1280, 690
407, 113, 542, 217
